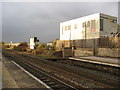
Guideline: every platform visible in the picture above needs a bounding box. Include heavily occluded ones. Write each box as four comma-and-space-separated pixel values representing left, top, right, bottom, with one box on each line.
0, 53, 2, 89
2, 56, 50, 89
69, 56, 120, 67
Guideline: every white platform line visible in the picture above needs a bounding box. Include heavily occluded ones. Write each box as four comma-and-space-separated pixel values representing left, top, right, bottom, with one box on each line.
12, 61, 52, 89
69, 57, 120, 67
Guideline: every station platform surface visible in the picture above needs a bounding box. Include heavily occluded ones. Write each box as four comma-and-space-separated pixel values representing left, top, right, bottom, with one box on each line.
69, 56, 120, 67
2, 56, 49, 89
2, 64, 19, 88
0, 53, 2, 89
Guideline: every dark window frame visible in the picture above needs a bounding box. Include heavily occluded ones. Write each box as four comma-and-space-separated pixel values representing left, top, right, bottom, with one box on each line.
100, 19, 104, 31
82, 22, 85, 28
87, 21, 90, 28
74, 24, 78, 29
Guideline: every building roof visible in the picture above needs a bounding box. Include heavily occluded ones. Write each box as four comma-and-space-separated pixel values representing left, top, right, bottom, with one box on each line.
60, 13, 117, 24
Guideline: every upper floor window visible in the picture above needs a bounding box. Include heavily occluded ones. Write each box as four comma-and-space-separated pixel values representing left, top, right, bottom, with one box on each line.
91, 20, 96, 31
87, 21, 90, 28
65, 26, 67, 30
82, 22, 85, 28
91, 20, 96, 28
68, 25, 71, 30
74, 24, 78, 29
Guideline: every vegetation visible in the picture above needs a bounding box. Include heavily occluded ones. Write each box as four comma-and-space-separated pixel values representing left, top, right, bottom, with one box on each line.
14, 42, 28, 51
52, 40, 56, 50
1, 41, 10, 49
36, 50, 63, 59
0, 41, 4, 44
30, 41, 63, 59
3, 39, 64, 59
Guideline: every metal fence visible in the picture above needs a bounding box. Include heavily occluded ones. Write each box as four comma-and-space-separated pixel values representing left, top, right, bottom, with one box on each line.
56, 37, 120, 51
98, 37, 119, 48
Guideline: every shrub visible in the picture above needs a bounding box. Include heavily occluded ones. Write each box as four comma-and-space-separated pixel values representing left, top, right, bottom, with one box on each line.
14, 42, 28, 51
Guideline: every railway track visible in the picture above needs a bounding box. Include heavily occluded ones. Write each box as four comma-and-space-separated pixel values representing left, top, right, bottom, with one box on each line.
18, 52, 119, 88
15, 58, 75, 89
2, 49, 120, 88
21, 54, 119, 88
2, 50, 76, 89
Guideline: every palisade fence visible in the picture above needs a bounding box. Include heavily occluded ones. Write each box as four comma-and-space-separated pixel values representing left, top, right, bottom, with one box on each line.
74, 37, 120, 48
56, 37, 120, 50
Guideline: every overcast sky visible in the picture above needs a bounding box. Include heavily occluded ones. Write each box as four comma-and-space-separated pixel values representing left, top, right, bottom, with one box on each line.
2, 2, 118, 43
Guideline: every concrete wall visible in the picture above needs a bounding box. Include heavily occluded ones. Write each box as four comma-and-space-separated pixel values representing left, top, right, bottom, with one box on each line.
73, 48, 119, 58
58, 37, 120, 57
74, 48, 94, 57
97, 48, 120, 58
62, 48, 72, 57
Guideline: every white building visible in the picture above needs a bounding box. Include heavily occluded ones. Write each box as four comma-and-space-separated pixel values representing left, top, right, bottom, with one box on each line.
60, 13, 118, 40
5, 41, 20, 46
47, 42, 53, 46
30, 37, 39, 49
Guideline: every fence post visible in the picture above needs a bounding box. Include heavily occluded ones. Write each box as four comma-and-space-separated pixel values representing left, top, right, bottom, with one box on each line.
62, 44, 65, 58
93, 39, 95, 56
72, 45, 75, 57
93, 39, 98, 56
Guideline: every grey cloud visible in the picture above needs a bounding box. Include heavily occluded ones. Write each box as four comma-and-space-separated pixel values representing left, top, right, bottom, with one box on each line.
2, 2, 118, 43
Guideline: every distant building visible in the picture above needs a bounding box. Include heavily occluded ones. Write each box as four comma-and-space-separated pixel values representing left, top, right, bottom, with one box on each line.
46, 42, 53, 50
60, 13, 118, 40
30, 37, 39, 49
5, 41, 20, 46
47, 42, 53, 46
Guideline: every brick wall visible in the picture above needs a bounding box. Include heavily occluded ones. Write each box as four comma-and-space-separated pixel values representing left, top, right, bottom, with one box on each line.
97, 48, 120, 58
62, 47, 72, 57
74, 48, 94, 57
